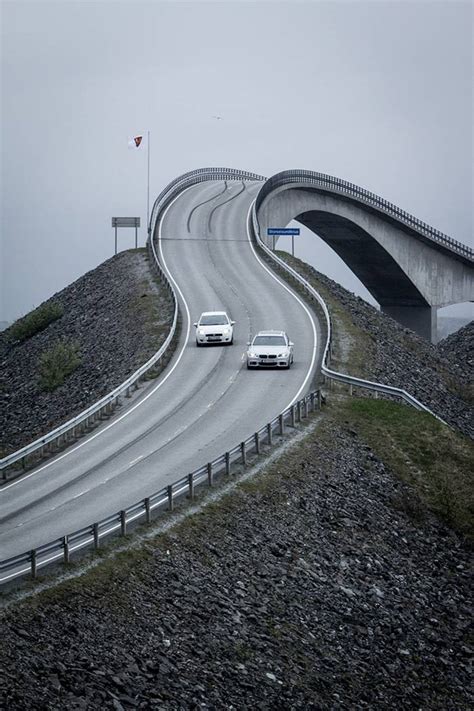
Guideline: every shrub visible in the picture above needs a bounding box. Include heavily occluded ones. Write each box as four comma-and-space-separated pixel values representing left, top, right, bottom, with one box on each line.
38, 340, 82, 392
10, 302, 64, 342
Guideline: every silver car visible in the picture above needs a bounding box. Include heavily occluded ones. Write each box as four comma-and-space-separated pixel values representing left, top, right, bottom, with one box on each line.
246, 330, 294, 369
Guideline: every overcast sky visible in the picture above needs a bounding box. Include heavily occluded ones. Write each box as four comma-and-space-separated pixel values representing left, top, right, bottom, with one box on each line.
1, 0, 472, 324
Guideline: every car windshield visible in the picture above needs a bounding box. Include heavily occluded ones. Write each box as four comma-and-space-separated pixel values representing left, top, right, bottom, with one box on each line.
253, 335, 287, 346
200, 314, 228, 326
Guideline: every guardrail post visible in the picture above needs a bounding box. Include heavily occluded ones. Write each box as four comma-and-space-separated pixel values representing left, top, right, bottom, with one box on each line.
254, 432, 260, 454
291, 405, 296, 428
207, 462, 213, 487
241, 442, 247, 467
167, 485, 173, 511
126, 387, 132, 398
296, 402, 301, 423
120, 510, 127, 536
30, 549, 37, 579
145, 497, 151, 523
267, 423, 272, 446
279, 414, 284, 435
93, 522, 99, 550
349, 383, 353, 396
225, 452, 230, 475
63, 535, 70, 564
188, 473, 195, 500
303, 397, 308, 418
21, 456, 26, 470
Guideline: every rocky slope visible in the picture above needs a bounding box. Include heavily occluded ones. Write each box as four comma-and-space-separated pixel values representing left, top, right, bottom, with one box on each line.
0, 250, 174, 456
1, 416, 471, 709
279, 254, 473, 439
438, 321, 474, 376
1, 249, 472, 709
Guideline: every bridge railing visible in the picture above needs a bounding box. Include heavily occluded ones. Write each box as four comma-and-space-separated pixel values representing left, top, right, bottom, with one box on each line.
255, 169, 473, 261
250, 200, 446, 421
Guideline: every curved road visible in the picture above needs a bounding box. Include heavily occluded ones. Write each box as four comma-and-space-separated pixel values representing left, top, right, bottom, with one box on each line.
0, 180, 321, 564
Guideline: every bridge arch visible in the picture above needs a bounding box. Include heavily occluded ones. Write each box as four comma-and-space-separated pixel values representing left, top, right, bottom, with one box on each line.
255, 172, 474, 341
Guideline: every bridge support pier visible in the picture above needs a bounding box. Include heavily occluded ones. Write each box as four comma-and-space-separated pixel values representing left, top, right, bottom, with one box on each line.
382, 304, 436, 342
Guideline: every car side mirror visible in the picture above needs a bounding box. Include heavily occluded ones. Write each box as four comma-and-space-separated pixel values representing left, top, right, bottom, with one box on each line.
231, 321, 235, 326
289, 342, 294, 347
247, 341, 251, 346
193, 322, 198, 327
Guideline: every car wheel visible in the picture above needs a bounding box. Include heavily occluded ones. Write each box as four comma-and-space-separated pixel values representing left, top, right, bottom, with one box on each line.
196, 340, 202, 347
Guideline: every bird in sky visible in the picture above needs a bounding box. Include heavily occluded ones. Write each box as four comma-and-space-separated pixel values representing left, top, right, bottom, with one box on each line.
212, 115, 223, 120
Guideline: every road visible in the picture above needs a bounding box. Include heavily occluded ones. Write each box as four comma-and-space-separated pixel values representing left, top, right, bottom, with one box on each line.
0, 180, 321, 562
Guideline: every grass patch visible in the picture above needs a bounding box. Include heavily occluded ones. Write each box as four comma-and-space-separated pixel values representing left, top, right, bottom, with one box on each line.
333, 398, 474, 539
273, 251, 374, 377
38, 339, 82, 391
9, 301, 64, 342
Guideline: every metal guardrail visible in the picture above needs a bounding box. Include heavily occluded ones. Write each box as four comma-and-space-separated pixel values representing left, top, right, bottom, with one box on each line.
1, 165, 450, 582
255, 170, 473, 262
250, 200, 445, 421
0, 391, 321, 583
1, 168, 266, 478
0, 167, 272, 582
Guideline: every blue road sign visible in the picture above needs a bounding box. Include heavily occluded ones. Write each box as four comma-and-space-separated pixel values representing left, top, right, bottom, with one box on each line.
267, 228, 300, 236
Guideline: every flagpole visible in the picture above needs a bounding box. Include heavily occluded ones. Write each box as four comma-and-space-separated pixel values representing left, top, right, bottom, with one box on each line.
147, 131, 150, 237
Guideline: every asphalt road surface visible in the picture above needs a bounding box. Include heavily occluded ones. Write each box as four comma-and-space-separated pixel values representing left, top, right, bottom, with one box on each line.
0, 180, 322, 564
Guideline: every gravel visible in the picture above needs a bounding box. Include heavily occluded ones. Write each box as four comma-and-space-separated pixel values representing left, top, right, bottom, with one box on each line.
280, 255, 473, 439
0, 250, 174, 456
1, 248, 472, 708
1, 419, 471, 709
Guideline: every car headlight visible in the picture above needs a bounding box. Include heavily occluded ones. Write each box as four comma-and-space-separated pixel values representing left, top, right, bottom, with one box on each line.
198, 329, 206, 336
223, 328, 230, 335
248, 352, 258, 358
278, 351, 289, 358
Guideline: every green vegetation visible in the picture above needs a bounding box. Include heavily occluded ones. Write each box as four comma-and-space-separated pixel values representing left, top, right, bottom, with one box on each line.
38, 340, 82, 392
332, 398, 474, 539
274, 252, 374, 377
9, 302, 64, 342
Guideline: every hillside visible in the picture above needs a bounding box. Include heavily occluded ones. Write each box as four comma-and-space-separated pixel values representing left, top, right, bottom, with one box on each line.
1, 250, 472, 709
277, 253, 473, 438
0, 250, 174, 457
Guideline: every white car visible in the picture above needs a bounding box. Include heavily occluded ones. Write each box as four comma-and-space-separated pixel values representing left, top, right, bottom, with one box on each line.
246, 330, 294, 369
194, 311, 235, 346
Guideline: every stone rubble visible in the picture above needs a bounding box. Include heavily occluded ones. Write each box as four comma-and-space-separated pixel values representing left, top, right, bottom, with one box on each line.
0, 251, 174, 456
1, 250, 472, 709
1, 423, 472, 709
282, 255, 473, 439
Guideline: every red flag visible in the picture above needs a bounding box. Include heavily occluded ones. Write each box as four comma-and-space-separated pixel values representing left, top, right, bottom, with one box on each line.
128, 135, 143, 149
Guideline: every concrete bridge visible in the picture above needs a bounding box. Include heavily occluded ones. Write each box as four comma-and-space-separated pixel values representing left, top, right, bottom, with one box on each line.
255, 170, 474, 342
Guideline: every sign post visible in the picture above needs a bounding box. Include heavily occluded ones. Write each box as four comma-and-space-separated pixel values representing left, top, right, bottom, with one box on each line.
267, 228, 300, 256
112, 217, 141, 254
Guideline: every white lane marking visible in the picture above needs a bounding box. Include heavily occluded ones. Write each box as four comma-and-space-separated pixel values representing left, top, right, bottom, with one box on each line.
3, 186, 197, 492
245, 201, 318, 409
72, 490, 89, 499
129, 455, 143, 466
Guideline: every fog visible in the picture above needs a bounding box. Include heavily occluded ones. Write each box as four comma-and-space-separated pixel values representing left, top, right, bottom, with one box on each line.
2, 0, 472, 326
